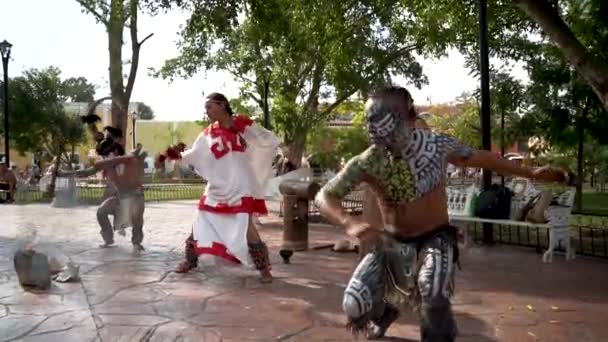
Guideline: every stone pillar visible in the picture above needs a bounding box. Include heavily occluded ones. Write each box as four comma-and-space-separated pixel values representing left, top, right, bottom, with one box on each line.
13, 248, 51, 290
278, 180, 320, 263
51, 177, 78, 208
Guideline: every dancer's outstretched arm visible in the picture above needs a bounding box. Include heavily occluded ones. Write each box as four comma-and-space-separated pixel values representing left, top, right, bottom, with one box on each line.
437, 134, 570, 184
450, 149, 570, 184
57, 155, 135, 178
57, 167, 97, 178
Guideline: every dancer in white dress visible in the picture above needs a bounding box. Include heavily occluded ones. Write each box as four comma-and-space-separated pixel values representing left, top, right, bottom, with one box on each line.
161, 93, 279, 283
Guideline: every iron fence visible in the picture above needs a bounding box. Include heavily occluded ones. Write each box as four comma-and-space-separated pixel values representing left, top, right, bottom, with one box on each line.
11, 179, 608, 259
295, 192, 608, 259
12, 182, 205, 205
465, 222, 608, 258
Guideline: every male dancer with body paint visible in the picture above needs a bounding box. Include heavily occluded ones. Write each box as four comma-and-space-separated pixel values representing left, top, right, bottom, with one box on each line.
57, 104, 147, 252
315, 86, 570, 341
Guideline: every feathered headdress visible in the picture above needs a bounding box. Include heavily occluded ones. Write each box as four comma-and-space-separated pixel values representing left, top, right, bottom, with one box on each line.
81, 96, 111, 142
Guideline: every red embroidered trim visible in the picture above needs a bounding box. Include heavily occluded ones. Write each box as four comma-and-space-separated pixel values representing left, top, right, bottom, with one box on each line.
203, 115, 253, 159
232, 115, 253, 133
193, 241, 241, 264
197, 196, 268, 215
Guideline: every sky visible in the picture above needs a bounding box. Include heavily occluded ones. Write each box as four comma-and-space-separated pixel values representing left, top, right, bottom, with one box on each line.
0, 0, 523, 122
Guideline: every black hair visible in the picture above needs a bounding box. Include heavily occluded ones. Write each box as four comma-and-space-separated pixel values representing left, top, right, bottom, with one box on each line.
370, 86, 417, 120
96, 139, 125, 157
103, 126, 123, 138
205, 92, 234, 116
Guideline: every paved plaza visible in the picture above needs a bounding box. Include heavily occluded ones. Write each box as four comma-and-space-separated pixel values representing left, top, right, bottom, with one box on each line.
2, 201, 608, 341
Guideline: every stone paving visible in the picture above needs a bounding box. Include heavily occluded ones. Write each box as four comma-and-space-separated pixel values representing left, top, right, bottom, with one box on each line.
1, 201, 608, 341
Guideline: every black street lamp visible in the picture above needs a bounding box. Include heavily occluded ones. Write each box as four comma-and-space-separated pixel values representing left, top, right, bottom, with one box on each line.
478, 1, 494, 244
263, 66, 271, 130
1, 40, 11, 168
131, 111, 139, 149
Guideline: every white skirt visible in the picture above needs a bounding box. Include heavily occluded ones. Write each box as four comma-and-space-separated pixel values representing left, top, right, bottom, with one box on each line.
192, 210, 251, 266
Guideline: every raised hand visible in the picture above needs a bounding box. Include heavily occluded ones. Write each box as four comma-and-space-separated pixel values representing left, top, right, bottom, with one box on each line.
345, 217, 380, 242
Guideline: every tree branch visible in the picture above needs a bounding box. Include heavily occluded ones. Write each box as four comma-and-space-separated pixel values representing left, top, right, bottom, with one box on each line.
226, 66, 258, 85
513, 0, 608, 112
246, 92, 264, 108
314, 43, 419, 119
139, 33, 154, 47
75, 0, 109, 26
319, 89, 358, 118
125, 0, 152, 102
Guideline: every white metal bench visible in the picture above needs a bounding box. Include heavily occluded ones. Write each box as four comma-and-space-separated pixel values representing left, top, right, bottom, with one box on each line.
0, 181, 12, 203
447, 182, 576, 262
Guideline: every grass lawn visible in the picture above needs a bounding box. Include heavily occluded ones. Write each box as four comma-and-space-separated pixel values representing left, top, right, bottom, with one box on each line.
580, 192, 608, 216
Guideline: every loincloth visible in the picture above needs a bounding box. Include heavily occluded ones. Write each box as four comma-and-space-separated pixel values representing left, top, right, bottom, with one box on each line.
113, 189, 144, 235
382, 237, 420, 308
344, 224, 460, 332
382, 225, 459, 308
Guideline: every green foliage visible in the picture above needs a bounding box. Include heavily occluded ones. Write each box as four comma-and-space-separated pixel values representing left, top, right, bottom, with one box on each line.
61, 76, 96, 102
488, 71, 525, 151
428, 84, 525, 151
305, 99, 368, 169
515, 2, 608, 210
428, 97, 482, 148
522, 43, 608, 148
403, 0, 538, 75
156, 0, 465, 162
306, 125, 369, 170
229, 96, 259, 117
536, 139, 608, 175
0, 67, 88, 158
137, 102, 155, 120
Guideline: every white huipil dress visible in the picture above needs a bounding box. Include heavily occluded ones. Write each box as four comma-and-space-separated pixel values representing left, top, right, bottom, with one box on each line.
179, 115, 279, 266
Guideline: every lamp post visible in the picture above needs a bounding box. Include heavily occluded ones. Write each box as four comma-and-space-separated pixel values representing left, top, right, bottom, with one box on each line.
478, 0, 494, 244
131, 111, 138, 149
263, 66, 271, 130
1, 40, 12, 168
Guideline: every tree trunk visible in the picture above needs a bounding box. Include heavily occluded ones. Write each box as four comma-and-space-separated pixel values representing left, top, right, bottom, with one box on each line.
108, 0, 127, 138
285, 134, 307, 169
513, 0, 608, 112
574, 104, 588, 212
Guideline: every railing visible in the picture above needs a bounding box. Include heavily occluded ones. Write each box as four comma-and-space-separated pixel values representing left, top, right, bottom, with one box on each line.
465, 221, 608, 258
13, 181, 205, 205
303, 188, 608, 259
12, 177, 608, 259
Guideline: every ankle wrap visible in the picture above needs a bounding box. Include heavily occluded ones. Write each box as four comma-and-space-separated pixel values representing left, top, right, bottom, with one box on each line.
248, 242, 270, 270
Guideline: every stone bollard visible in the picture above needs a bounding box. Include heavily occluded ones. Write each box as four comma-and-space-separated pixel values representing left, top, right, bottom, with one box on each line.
278, 180, 320, 263
51, 177, 78, 208
13, 247, 52, 290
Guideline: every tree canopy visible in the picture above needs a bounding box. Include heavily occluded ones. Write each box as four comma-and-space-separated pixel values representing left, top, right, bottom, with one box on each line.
137, 102, 155, 120
0, 67, 89, 158
156, 0, 469, 164
61, 76, 97, 102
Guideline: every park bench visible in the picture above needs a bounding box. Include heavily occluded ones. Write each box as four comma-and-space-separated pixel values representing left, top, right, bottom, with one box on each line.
447, 180, 577, 263
271, 169, 577, 263
0, 181, 12, 203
